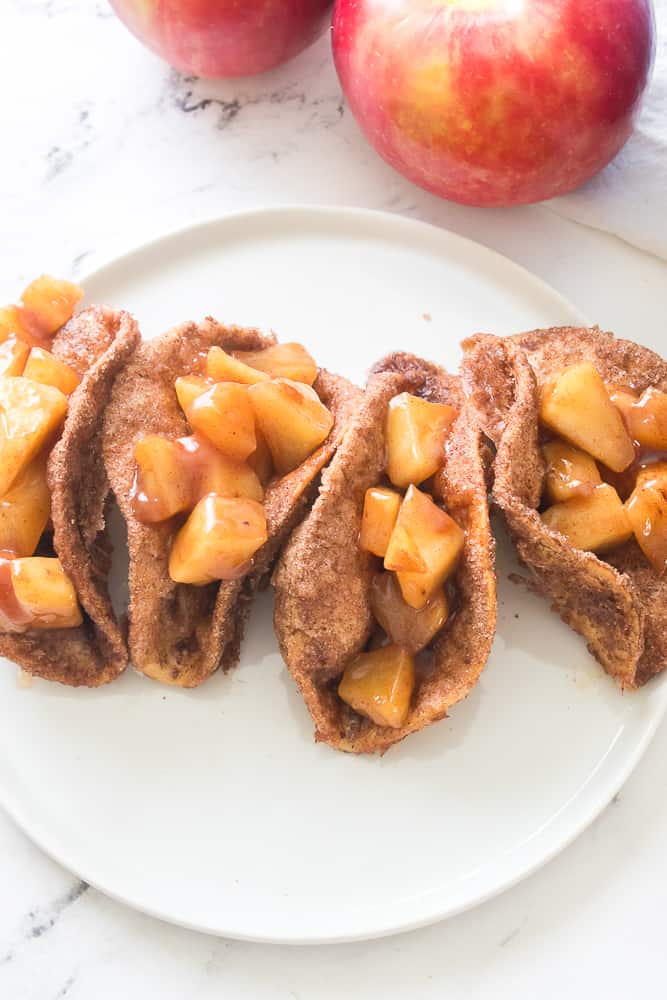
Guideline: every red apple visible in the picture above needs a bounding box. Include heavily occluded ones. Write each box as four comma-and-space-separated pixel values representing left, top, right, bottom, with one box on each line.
111, 0, 332, 78
333, 0, 654, 206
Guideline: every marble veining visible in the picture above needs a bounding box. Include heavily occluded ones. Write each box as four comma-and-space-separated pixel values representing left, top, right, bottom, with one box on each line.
2, 880, 88, 965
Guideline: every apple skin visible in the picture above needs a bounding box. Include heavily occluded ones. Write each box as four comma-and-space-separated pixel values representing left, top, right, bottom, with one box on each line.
111, 0, 333, 79
333, 0, 655, 206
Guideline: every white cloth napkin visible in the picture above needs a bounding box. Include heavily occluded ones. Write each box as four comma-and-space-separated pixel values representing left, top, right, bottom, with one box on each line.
548, 0, 667, 261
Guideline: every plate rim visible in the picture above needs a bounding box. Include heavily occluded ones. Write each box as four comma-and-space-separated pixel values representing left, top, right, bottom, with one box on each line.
2, 203, 665, 945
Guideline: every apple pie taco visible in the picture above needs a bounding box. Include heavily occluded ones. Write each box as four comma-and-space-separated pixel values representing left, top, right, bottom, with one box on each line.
103, 321, 360, 687
0, 277, 139, 685
462, 326, 667, 688
273, 351, 496, 754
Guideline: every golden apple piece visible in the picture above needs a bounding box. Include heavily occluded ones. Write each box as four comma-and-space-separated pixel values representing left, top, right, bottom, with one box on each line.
359, 486, 401, 558
635, 461, 667, 490
542, 483, 632, 553
542, 440, 601, 503
234, 342, 318, 386
247, 426, 274, 485
205, 346, 269, 385
623, 387, 667, 451
370, 571, 448, 653
625, 481, 667, 574
0, 336, 29, 377
11, 557, 83, 629
0, 457, 50, 557
386, 391, 458, 488
381, 511, 427, 573
174, 375, 211, 415
248, 378, 334, 475
0, 305, 39, 346
23, 347, 80, 395
607, 383, 639, 427
132, 435, 192, 523
169, 494, 267, 585
539, 363, 635, 472
338, 644, 415, 729
0, 376, 68, 497
0, 557, 32, 631
187, 382, 257, 462
386, 485, 464, 609
20, 275, 84, 337
177, 434, 263, 503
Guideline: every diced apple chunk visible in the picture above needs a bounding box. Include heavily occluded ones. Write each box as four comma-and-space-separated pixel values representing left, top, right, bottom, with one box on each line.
625, 481, 667, 573
0, 305, 39, 346
234, 343, 318, 385
359, 487, 401, 558
248, 378, 333, 475
338, 644, 415, 729
607, 383, 639, 428
177, 434, 263, 503
0, 558, 30, 631
186, 382, 256, 462
542, 483, 632, 553
10, 557, 83, 629
623, 387, 667, 451
635, 461, 667, 490
132, 435, 192, 523
20, 276, 83, 337
247, 427, 273, 485
370, 571, 448, 653
0, 377, 68, 496
174, 375, 211, 415
382, 511, 427, 573
23, 347, 80, 395
542, 441, 601, 503
386, 392, 458, 488
169, 494, 267, 585
539, 363, 635, 472
0, 336, 29, 377
0, 457, 50, 557
385, 485, 465, 609
205, 346, 269, 385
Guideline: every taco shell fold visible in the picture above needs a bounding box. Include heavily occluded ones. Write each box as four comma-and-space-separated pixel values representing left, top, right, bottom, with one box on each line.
0, 305, 140, 685
103, 318, 361, 687
273, 351, 496, 753
462, 326, 667, 687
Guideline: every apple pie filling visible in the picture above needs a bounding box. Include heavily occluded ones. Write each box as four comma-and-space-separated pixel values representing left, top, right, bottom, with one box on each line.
131, 341, 334, 585
538, 362, 667, 573
339, 391, 465, 729
0, 276, 85, 632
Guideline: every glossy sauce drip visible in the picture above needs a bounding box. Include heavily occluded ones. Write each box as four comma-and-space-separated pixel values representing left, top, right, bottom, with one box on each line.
130, 468, 169, 522
602, 448, 667, 500
548, 454, 597, 498
130, 433, 231, 522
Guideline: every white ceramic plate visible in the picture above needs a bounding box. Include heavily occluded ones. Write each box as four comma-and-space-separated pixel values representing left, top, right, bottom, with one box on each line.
1, 207, 665, 944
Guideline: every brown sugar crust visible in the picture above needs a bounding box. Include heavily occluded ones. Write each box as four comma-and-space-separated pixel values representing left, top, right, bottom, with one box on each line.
462, 326, 667, 687
273, 351, 496, 754
0, 306, 140, 685
103, 319, 361, 687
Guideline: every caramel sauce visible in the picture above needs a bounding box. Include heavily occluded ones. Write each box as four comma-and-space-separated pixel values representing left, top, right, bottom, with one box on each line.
129, 468, 178, 524
601, 448, 667, 500
130, 433, 233, 523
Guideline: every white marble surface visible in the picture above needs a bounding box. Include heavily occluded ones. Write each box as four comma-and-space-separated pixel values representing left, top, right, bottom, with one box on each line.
2, 2, 667, 997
